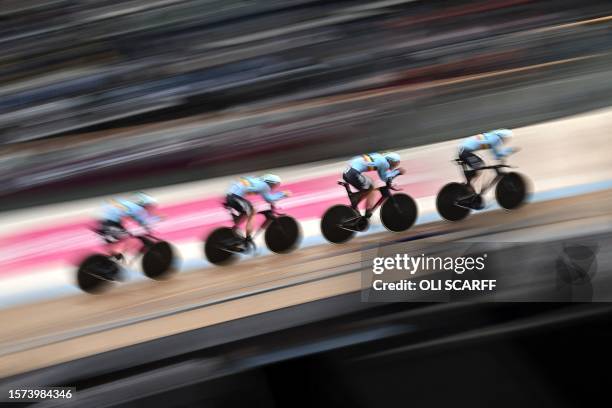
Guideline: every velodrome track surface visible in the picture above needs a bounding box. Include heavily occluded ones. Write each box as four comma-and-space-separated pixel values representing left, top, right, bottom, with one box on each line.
1, 106, 612, 378
2, 106, 612, 306
1, 188, 612, 378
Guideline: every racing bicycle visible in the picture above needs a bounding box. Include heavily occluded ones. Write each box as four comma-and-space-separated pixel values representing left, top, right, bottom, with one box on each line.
76, 231, 178, 294
321, 175, 418, 244
204, 203, 302, 265
436, 158, 530, 222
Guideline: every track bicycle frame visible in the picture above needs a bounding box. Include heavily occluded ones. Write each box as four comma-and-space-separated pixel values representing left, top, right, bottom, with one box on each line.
224, 203, 281, 240
457, 159, 513, 195
340, 176, 400, 212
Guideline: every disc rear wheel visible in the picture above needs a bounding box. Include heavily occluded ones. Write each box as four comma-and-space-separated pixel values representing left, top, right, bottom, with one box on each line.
77, 254, 118, 294
436, 183, 472, 221
321, 205, 360, 244
204, 227, 241, 265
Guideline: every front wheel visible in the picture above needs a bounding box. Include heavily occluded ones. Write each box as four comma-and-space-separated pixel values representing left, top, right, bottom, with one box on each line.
380, 193, 418, 232
76, 254, 118, 294
321, 205, 361, 244
265, 216, 302, 254
142, 241, 178, 280
436, 183, 472, 222
496, 172, 529, 210
204, 227, 240, 265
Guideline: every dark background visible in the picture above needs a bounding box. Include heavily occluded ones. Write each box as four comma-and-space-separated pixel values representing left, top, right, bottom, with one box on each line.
3, 0, 612, 210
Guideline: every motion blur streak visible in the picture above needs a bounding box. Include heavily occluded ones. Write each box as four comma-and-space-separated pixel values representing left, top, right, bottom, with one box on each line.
2, 1, 612, 406
2, 0, 612, 205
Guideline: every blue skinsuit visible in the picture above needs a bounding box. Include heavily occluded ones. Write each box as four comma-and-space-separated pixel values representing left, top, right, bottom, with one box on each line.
459, 130, 514, 159
227, 176, 287, 203
101, 198, 153, 226
348, 153, 400, 182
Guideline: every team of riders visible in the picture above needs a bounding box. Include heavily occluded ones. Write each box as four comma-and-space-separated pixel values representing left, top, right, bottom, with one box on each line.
97, 129, 517, 258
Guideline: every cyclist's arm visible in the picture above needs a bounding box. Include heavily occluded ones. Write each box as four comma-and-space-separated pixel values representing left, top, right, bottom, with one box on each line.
377, 161, 400, 182
130, 207, 157, 230
261, 190, 287, 203
384, 168, 401, 181
491, 139, 514, 160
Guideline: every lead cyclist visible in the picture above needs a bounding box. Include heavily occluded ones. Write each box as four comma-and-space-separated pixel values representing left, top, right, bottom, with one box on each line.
457, 129, 520, 207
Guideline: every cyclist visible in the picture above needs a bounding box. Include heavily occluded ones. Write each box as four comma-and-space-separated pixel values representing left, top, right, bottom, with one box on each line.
457, 128, 519, 206
343, 152, 404, 218
225, 174, 290, 248
96, 192, 160, 262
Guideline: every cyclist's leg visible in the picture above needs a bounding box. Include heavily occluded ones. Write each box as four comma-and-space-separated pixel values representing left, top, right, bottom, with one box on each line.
343, 168, 373, 209
458, 151, 486, 209
99, 220, 128, 261
236, 197, 256, 248
363, 176, 377, 218
225, 194, 246, 227
225, 194, 252, 238
245, 212, 256, 239
459, 150, 484, 191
